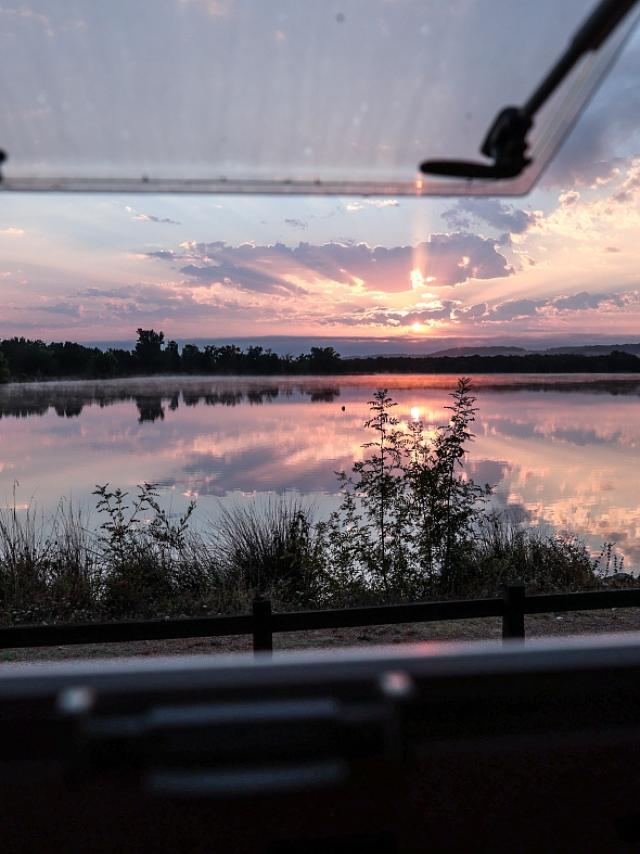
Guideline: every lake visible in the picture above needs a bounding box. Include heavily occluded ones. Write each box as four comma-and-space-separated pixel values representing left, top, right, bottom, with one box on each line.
0, 373, 638, 573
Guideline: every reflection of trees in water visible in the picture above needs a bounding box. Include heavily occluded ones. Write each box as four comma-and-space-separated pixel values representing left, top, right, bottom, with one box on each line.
247, 388, 279, 405
184, 391, 244, 407
0, 381, 345, 418
53, 402, 84, 418
481, 379, 640, 394
0, 403, 50, 419
309, 389, 340, 403
205, 392, 243, 407
0, 377, 636, 420
182, 391, 201, 408
135, 396, 165, 423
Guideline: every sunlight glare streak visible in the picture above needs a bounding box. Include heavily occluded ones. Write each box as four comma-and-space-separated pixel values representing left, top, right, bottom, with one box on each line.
410, 268, 424, 289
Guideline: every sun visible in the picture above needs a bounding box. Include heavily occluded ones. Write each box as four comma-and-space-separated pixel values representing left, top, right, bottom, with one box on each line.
411, 321, 422, 332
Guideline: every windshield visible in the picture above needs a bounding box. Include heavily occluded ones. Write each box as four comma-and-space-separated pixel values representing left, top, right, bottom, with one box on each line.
1, 0, 638, 194
0, 3, 639, 656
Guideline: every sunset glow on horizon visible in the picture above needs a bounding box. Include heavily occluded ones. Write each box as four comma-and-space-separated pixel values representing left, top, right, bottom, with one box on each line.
1, 13, 639, 351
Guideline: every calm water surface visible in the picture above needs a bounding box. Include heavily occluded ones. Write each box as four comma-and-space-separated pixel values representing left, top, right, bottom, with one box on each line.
1, 373, 638, 571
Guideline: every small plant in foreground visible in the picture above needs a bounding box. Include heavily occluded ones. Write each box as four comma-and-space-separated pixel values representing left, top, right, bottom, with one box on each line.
323, 379, 491, 599
93, 482, 199, 616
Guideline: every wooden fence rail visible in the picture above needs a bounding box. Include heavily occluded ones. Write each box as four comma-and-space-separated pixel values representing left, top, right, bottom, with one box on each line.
1, 582, 639, 655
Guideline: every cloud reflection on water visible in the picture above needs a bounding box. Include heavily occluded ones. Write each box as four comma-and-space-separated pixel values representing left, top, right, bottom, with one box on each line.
0, 374, 638, 570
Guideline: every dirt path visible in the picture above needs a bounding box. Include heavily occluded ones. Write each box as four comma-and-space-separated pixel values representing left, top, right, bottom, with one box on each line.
2, 608, 640, 665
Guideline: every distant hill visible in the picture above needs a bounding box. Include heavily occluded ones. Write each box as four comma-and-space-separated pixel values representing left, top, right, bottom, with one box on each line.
424, 343, 640, 359
427, 346, 528, 358
543, 343, 640, 357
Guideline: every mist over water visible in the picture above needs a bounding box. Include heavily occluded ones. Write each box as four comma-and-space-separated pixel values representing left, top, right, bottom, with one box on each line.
1, 374, 638, 572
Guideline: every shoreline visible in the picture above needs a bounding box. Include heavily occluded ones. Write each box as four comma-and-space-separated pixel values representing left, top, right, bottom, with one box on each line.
3, 370, 640, 387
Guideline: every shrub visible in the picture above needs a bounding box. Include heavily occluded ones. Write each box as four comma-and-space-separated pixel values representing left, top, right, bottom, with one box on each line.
450, 516, 603, 597
214, 497, 324, 606
94, 482, 205, 616
323, 379, 491, 599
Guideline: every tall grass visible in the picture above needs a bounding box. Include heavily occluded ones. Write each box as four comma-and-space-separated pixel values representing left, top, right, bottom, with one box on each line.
0, 496, 97, 624
0, 492, 620, 626
449, 516, 615, 598
212, 496, 325, 607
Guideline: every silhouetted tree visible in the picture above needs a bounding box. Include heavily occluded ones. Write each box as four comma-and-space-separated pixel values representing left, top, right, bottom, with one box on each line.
181, 344, 203, 373
135, 329, 165, 373
94, 350, 118, 377
165, 340, 181, 373
298, 346, 342, 374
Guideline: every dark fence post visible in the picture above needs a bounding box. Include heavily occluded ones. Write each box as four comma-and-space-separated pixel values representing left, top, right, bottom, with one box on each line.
252, 597, 273, 654
502, 581, 526, 642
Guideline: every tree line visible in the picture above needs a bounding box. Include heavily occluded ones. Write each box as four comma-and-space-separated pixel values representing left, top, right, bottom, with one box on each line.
0, 385, 342, 422
0, 328, 639, 382
0, 329, 343, 381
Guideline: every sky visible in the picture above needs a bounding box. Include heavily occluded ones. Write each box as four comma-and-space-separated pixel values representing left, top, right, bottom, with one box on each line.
1, 1, 640, 352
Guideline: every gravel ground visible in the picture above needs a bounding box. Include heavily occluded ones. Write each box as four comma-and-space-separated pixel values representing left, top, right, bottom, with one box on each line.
2, 608, 640, 665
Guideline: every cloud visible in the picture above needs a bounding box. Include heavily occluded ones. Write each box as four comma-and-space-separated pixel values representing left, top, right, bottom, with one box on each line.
180, 261, 308, 296
551, 291, 627, 312
486, 298, 547, 322
482, 290, 639, 324
442, 199, 539, 235
540, 31, 640, 188
77, 286, 136, 299
558, 190, 580, 207
40, 302, 84, 317
76, 283, 233, 312
145, 250, 176, 260
520, 160, 640, 250
0, 227, 25, 236
320, 301, 460, 328
28, 282, 247, 331
611, 158, 640, 203
125, 206, 181, 225
450, 302, 488, 321
319, 288, 640, 330
410, 233, 513, 285
151, 234, 513, 295
284, 218, 308, 230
